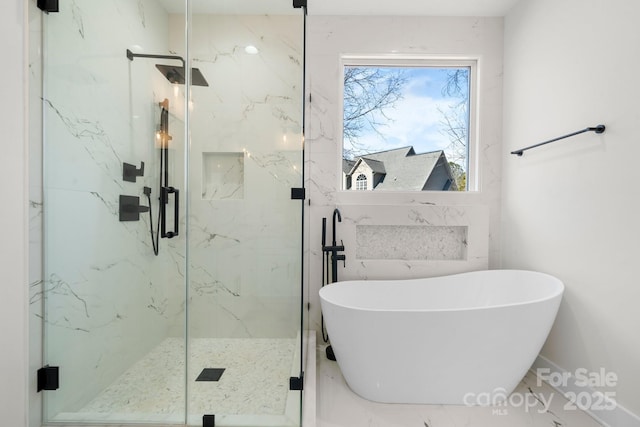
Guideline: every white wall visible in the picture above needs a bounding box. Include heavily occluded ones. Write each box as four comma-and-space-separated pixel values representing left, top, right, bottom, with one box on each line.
306, 16, 503, 333
502, 0, 640, 419
0, 0, 28, 425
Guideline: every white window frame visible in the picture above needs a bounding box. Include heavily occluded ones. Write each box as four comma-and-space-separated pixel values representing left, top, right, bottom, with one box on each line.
338, 54, 479, 193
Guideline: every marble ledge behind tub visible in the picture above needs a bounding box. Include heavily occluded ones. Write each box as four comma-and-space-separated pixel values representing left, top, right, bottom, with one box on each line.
326, 204, 489, 280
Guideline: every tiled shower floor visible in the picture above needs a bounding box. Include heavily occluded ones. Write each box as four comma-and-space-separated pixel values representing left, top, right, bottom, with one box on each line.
316, 344, 604, 427
75, 337, 297, 420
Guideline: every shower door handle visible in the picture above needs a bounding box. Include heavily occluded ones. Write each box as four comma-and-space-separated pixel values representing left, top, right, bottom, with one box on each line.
161, 186, 179, 239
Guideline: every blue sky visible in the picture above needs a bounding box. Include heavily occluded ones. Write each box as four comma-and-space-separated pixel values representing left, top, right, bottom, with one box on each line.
344, 66, 469, 163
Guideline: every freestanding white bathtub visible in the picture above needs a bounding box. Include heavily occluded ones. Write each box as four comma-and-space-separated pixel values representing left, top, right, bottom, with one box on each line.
319, 270, 564, 405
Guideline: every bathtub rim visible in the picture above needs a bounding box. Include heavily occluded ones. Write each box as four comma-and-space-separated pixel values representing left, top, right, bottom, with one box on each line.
319, 269, 564, 314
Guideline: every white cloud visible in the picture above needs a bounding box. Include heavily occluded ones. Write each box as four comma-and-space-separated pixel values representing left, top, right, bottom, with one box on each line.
346, 90, 460, 156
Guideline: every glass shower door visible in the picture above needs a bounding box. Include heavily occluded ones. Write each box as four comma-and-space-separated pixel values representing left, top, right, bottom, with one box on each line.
39, 0, 304, 425
185, 3, 305, 426
41, 0, 188, 423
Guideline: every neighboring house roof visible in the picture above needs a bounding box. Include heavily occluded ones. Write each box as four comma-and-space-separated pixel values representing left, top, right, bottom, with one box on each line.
342, 159, 356, 175
344, 146, 457, 191
349, 157, 386, 175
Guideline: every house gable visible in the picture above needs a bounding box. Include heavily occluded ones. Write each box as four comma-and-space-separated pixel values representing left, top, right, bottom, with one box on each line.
344, 146, 457, 191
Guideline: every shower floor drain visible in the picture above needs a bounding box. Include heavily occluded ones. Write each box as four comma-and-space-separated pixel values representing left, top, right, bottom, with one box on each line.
196, 368, 225, 382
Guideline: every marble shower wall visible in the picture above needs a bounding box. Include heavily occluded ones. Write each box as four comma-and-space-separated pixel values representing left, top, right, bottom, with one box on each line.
305, 16, 504, 333
37, 0, 186, 416
168, 14, 304, 338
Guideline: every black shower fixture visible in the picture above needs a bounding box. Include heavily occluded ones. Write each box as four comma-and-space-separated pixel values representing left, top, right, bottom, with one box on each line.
155, 64, 209, 87
126, 49, 209, 87
37, 0, 59, 13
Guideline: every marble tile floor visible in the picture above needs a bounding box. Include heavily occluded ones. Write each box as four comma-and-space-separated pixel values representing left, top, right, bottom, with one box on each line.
316, 344, 604, 427
74, 337, 297, 421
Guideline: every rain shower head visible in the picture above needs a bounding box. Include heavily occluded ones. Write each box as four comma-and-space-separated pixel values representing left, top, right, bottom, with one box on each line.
126, 49, 209, 87
155, 64, 209, 87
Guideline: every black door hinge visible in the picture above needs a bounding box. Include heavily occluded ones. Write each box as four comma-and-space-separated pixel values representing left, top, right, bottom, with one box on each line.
293, 0, 307, 8
289, 372, 304, 391
291, 187, 305, 200
37, 0, 59, 13
37, 366, 59, 392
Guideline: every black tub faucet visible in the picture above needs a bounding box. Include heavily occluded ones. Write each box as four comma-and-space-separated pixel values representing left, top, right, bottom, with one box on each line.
323, 208, 345, 283
321, 208, 346, 362
332, 208, 341, 246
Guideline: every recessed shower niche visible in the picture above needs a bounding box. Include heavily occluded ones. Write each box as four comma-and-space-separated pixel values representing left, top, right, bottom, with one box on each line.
202, 152, 245, 200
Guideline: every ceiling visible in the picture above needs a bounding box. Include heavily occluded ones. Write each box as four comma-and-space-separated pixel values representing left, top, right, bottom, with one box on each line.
163, 0, 521, 16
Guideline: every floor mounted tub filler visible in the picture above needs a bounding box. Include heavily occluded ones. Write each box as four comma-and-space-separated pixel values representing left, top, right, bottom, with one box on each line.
319, 270, 564, 405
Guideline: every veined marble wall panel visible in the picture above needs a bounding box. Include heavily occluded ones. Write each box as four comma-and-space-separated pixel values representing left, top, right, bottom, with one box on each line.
170, 14, 304, 338
188, 14, 303, 105
41, 0, 186, 417
189, 100, 302, 152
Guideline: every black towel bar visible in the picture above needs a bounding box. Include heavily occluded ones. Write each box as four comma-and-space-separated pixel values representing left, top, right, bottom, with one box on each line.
511, 125, 605, 156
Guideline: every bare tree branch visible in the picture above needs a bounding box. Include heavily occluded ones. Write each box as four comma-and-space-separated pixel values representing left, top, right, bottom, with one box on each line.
343, 67, 407, 158
439, 68, 470, 190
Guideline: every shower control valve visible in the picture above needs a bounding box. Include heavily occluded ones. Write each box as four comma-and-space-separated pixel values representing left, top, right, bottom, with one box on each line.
123, 161, 145, 183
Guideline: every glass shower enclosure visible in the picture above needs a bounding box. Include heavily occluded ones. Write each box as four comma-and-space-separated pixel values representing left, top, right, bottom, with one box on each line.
40, 0, 305, 425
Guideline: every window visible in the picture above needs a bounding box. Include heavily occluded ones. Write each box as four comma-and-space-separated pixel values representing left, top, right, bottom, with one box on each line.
355, 174, 368, 190
341, 56, 476, 192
